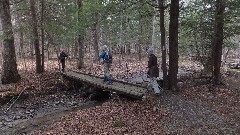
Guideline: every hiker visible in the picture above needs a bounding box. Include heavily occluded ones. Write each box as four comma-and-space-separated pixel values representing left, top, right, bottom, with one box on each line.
99, 45, 113, 84
147, 48, 161, 95
59, 48, 68, 72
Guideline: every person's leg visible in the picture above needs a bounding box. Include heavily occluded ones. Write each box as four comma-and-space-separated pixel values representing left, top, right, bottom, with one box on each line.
104, 63, 112, 84
103, 63, 108, 82
106, 63, 112, 84
151, 77, 160, 95
106, 63, 110, 75
62, 60, 65, 72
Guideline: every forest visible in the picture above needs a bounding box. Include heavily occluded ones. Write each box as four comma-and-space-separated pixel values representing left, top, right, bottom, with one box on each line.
0, 0, 239, 134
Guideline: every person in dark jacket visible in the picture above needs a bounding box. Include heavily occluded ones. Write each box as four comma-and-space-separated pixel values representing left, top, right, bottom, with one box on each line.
147, 48, 160, 95
59, 49, 68, 72
147, 48, 159, 78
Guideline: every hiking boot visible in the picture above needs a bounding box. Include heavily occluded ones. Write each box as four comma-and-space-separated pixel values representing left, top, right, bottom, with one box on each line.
103, 76, 108, 82
106, 81, 113, 85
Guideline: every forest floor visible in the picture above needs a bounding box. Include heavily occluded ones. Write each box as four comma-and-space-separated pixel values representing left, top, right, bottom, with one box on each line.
0, 55, 239, 135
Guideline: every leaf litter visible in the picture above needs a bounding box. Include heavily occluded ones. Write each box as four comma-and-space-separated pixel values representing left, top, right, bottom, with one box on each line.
0, 55, 239, 134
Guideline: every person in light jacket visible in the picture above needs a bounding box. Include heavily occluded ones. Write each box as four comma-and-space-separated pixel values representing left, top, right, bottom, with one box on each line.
99, 45, 113, 84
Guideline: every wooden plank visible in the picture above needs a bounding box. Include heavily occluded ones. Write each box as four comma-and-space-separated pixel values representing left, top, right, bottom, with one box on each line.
70, 70, 146, 88
62, 71, 147, 99
65, 72, 145, 93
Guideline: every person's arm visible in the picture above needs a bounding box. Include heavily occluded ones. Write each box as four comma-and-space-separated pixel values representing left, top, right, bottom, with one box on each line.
148, 55, 153, 68
63, 52, 68, 57
99, 51, 105, 59
109, 52, 112, 60
153, 55, 158, 66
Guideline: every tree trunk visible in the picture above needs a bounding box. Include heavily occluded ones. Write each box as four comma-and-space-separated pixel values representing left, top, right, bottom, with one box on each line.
168, 0, 179, 91
138, 20, 143, 61
41, 0, 45, 72
212, 0, 225, 85
92, 22, 99, 62
30, 0, 42, 73
152, 11, 157, 49
138, 43, 142, 61
222, 48, 229, 66
0, 0, 21, 84
138, 0, 144, 61
46, 42, 50, 60
159, 0, 168, 90
77, 0, 84, 69
126, 43, 130, 55
19, 31, 24, 59
74, 38, 78, 58
0, 42, 2, 66
30, 41, 34, 58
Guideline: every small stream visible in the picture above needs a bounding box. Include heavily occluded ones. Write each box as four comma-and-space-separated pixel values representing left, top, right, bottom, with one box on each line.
0, 92, 105, 135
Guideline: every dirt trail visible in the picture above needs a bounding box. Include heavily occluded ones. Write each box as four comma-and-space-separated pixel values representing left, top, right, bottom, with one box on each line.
158, 92, 239, 135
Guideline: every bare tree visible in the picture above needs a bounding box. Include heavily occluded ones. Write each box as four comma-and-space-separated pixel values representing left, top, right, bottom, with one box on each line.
30, 0, 42, 73
159, 0, 168, 90
92, 22, 99, 62
41, 0, 45, 72
77, 0, 84, 69
168, 0, 179, 91
212, 0, 225, 85
0, 0, 21, 84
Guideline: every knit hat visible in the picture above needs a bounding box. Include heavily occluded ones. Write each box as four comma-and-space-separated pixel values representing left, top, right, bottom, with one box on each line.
103, 45, 108, 51
147, 47, 154, 54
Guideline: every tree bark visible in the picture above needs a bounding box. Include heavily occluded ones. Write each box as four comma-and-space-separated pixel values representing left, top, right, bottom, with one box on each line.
168, 0, 179, 91
92, 22, 99, 62
74, 38, 78, 58
19, 31, 24, 58
152, 11, 157, 49
77, 0, 84, 69
0, 0, 21, 84
30, 41, 34, 58
138, 19, 143, 61
46, 42, 50, 60
41, 0, 45, 72
212, 0, 225, 85
159, 0, 168, 90
30, 0, 42, 73
138, 0, 144, 61
138, 42, 142, 61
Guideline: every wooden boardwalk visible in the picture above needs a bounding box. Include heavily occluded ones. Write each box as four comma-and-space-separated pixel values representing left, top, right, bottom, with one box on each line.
62, 71, 147, 99
62, 72, 147, 99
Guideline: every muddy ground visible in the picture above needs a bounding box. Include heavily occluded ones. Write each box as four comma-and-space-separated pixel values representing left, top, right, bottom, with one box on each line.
0, 94, 100, 135
0, 71, 108, 135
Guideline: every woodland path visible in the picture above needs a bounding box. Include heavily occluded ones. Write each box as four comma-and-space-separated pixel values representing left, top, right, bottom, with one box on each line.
157, 91, 239, 135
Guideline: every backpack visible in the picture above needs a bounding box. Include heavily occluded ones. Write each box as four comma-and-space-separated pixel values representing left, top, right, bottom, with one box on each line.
59, 52, 67, 62
104, 51, 112, 63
